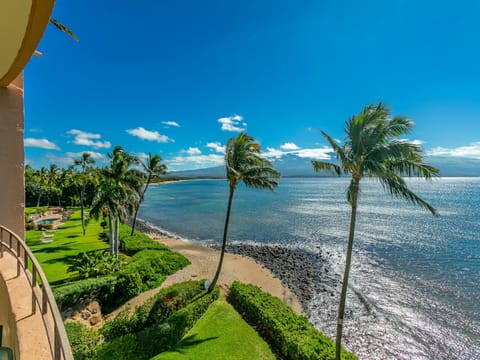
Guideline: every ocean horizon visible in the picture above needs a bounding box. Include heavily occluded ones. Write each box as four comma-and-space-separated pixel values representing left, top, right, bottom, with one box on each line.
139, 177, 480, 359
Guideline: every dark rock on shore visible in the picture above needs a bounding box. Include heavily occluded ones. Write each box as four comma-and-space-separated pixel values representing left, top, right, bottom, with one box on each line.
210, 243, 341, 316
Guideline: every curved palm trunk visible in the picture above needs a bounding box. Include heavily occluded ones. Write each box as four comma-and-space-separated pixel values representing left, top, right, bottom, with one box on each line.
36, 191, 42, 207
336, 178, 359, 360
208, 185, 235, 292
131, 178, 150, 236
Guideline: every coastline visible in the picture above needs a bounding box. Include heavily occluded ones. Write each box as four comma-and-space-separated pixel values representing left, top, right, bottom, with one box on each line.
134, 219, 306, 314
134, 219, 342, 318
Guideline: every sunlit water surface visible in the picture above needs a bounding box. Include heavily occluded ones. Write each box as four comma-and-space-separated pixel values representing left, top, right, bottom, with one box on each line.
139, 178, 480, 359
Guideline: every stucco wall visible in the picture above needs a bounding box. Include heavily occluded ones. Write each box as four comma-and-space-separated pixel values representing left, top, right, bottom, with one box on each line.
0, 73, 25, 239
0, 271, 16, 352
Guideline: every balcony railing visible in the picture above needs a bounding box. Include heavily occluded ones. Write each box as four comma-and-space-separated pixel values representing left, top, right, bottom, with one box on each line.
0, 225, 73, 360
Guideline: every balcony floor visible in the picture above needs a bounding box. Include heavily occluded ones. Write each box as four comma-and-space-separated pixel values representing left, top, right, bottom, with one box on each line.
0, 250, 53, 359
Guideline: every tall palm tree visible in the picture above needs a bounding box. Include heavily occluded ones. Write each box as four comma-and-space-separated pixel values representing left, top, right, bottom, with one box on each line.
91, 146, 142, 258
30, 166, 47, 207
46, 164, 60, 206
130, 153, 167, 235
74, 153, 96, 235
312, 103, 439, 359
90, 171, 130, 257
208, 132, 281, 292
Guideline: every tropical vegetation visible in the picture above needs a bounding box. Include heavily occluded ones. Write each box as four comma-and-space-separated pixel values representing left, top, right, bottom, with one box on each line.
312, 102, 439, 359
230, 281, 357, 360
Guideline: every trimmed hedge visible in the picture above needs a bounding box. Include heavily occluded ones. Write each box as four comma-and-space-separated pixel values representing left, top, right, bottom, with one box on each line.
95, 285, 220, 360
119, 224, 170, 255
65, 322, 100, 360
114, 249, 190, 302
102, 280, 205, 341
229, 281, 357, 360
53, 276, 118, 310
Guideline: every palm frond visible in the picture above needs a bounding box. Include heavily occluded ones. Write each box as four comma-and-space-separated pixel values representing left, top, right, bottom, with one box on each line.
378, 172, 438, 215
312, 161, 342, 176
49, 18, 79, 41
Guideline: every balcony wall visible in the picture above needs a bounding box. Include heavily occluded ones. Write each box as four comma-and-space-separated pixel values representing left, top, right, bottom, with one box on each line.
0, 74, 25, 239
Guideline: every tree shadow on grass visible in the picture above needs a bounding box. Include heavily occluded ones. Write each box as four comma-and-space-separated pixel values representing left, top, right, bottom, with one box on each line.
164, 334, 218, 355
32, 243, 76, 254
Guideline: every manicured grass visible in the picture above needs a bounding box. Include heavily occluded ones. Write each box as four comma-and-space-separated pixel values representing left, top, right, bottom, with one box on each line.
152, 297, 276, 360
25, 210, 108, 284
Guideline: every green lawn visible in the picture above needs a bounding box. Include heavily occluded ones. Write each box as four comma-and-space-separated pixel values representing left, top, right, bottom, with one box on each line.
25, 210, 108, 284
152, 297, 277, 360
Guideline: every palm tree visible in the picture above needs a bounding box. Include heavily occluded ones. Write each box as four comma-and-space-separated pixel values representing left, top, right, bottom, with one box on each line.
208, 132, 281, 292
36, 167, 48, 207
91, 146, 142, 258
130, 153, 167, 235
312, 103, 439, 359
90, 171, 129, 257
46, 164, 60, 206
74, 153, 95, 235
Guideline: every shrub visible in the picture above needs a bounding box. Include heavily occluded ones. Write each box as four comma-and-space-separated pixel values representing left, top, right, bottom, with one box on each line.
65, 322, 100, 360
115, 267, 145, 302
229, 281, 357, 360
94, 332, 138, 360
53, 276, 117, 310
112, 249, 189, 302
97, 284, 219, 360
68, 250, 125, 279
120, 229, 170, 255
102, 280, 205, 341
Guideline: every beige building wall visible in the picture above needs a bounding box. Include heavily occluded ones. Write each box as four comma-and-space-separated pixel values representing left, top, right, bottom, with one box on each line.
0, 73, 25, 239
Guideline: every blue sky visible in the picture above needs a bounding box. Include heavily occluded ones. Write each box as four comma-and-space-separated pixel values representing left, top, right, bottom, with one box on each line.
24, 0, 480, 170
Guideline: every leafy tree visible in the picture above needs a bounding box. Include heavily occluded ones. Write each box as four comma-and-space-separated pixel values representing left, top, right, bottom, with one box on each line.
91, 146, 142, 258
208, 132, 281, 292
130, 153, 167, 235
311, 103, 439, 359
74, 153, 96, 235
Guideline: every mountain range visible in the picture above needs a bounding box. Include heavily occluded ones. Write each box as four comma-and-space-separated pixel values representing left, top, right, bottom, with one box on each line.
167, 155, 480, 179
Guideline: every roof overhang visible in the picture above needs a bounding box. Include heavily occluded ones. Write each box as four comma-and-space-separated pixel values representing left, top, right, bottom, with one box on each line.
0, 0, 55, 87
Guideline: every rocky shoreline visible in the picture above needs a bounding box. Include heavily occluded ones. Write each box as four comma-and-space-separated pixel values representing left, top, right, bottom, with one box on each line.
210, 243, 342, 316
135, 219, 341, 318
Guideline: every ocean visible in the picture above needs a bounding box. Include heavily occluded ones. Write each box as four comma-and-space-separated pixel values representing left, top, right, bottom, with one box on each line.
138, 178, 480, 359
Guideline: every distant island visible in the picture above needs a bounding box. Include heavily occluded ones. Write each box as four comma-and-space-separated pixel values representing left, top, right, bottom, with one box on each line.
165, 154, 480, 180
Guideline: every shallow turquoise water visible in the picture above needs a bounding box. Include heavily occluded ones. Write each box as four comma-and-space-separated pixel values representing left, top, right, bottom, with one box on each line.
139, 178, 480, 359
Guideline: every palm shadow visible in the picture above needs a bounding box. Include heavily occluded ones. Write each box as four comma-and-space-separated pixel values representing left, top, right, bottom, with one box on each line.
165, 334, 218, 355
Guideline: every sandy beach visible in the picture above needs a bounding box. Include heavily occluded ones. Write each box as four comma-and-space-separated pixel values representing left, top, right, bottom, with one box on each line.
107, 224, 305, 319
151, 232, 302, 313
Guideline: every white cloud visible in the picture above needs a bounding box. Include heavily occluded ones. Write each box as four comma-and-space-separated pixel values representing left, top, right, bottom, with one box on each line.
280, 142, 299, 150
65, 151, 105, 161
264, 146, 332, 160
67, 129, 111, 149
162, 121, 180, 128
166, 154, 225, 171
295, 148, 332, 159
126, 127, 171, 143
400, 138, 424, 145
428, 142, 480, 159
134, 152, 149, 163
185, 147, 201, 155
24, 138, 60, 150
206, 142, 225, 154
29, 128, 43, 133
40, 151, 106, 167
264, 147, 285, 158
218, 114, 246, 132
